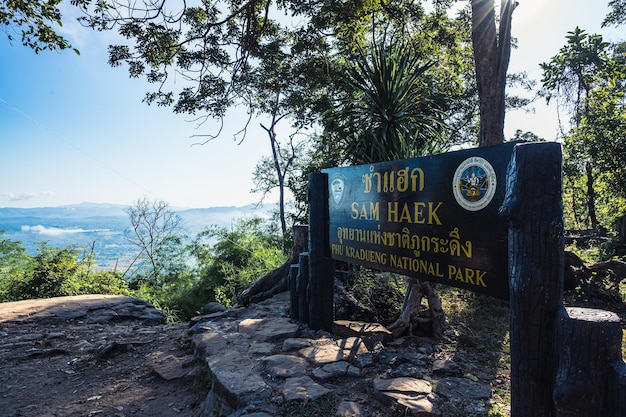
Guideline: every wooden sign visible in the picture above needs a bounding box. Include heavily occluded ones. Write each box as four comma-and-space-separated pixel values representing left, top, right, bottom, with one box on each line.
322, 142, 517, 300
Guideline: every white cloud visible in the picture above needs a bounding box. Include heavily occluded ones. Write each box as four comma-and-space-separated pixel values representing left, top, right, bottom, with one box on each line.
3, 191, 54, 201
20, 225, 112, 236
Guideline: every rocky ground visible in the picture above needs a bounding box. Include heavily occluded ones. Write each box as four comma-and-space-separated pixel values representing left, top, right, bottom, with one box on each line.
0, 293, 513, 417
0, 295, 207, 417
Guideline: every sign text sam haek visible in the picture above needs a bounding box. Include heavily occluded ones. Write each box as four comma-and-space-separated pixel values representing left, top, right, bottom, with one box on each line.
323, 142, 517, 299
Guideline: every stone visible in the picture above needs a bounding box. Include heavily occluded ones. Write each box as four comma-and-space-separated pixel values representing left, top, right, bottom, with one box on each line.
336, 400, 366, 416
395, 393, 441, 417
189, 312, 227, 327
237, 317, 299, 342
434, 377, 492, 400
373, 378, 440, 415
17, 333, 45, 342
281, 376, 331, 401
299, 337, 368, 365
282, 338, 313, 352
312, 361, 361, 381
0, 295, 165, 325
192, 332, 228, 358
206, 350, 272, 409
260, 354, 308, 378
248, 342, 274, 356
203, 302, 227, 314
377, 349, 401, 365
390, 363, 425, 379
332, 320, 393, 348
356, 353, 375, 368
335, 337, 369, 356
373, 377, 432, 396
432, 359, 462, 376
150, 353, 195, 381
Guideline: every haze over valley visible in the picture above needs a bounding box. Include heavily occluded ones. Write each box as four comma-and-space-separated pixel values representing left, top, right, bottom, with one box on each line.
0, 203, 275, 270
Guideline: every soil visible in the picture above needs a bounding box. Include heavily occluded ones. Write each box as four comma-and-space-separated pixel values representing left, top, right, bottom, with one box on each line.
1, 289, 622, 417
0, 298, 206, 417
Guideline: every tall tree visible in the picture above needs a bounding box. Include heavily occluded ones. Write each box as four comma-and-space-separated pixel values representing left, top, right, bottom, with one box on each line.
603, 0, 626, 26
0, 0, 79, 53
124, 197, 186, 286
540, 28, 619, 228
471, 0, 516, 146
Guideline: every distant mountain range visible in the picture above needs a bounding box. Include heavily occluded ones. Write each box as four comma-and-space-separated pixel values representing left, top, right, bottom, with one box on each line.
0, 203, 277, 270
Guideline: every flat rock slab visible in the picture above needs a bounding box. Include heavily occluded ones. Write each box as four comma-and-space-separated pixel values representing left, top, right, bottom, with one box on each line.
312, 360, 361, 381
192, 331, 228, 358
333, 320, 393, 344
149, 353, 195, 381
299, 338, 368, 365
434, 377, 492, 400
237, 317, 299, 342
0, 295, 165, 324
281, 376, 331, 401
373, 378, 439, 416
336, 400, 368, 416
395, 394, 441, 417
373, 377, 432, 396
206, 349, 272, 409
261, 354, 308, 378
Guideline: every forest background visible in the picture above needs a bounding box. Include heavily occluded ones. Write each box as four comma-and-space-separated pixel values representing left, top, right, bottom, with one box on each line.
0, 0, 625, 323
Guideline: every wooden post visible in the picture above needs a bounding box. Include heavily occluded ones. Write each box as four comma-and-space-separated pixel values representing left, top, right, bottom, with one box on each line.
288, 225, 309, 320
553, 307, 623, 417
610, 361, 626, 417
307, 173, 334, 332
289, 264, 300, 320
297, 252, 309, 325
499, 142, 564, 417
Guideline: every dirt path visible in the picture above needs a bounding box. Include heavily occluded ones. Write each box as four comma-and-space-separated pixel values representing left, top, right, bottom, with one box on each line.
0, 296, 206, 417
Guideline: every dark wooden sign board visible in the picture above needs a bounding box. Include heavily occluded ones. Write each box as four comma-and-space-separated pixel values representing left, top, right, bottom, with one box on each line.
322, 141, 518, 300
302, 142, 625, 416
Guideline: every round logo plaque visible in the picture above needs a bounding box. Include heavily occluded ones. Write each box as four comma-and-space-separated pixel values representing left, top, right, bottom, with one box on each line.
452, 157, 497, 211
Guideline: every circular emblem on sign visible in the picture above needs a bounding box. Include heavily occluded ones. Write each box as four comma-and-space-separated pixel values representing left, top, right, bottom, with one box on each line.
330, 174, 346, 207
452, 157, 497, 211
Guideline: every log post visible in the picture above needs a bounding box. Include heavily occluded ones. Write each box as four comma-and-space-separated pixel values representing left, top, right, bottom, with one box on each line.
288, 225, 309, 320
499, 142, 564, 417
297, 253, 309, 325
610, 361, 626, 417
615, 215, 626, 243
307, 173, 334, 332
289, 264, 299, 320
553, 307, 623, 417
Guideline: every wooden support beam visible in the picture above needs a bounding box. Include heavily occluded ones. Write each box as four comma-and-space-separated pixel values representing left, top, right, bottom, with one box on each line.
499, 142, 564, 417
553, 307, 622, 417
307, 173, 334, 332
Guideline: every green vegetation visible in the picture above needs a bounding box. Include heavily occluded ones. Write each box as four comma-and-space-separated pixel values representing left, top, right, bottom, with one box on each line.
0, 0, 80, 54
0, 214, 284, 322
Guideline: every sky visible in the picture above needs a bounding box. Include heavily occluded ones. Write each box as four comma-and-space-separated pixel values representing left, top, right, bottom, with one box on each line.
0, 0, 623, 209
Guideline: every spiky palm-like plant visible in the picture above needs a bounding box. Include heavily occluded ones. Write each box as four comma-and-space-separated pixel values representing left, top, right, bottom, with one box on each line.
329, 39, 448, 164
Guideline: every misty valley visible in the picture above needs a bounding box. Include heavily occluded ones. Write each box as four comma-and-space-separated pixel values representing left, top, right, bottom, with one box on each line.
0, 203, 275, 271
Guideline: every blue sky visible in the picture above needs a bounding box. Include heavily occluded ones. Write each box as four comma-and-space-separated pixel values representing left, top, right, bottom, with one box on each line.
0, 0, 623, 209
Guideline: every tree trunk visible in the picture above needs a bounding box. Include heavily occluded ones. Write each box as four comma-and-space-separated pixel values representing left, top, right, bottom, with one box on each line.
616, 215, 626, 243
388, 278, 448, 339
585, 161, 598, 228
237, 225, 308, 306
472, 0, 516, 146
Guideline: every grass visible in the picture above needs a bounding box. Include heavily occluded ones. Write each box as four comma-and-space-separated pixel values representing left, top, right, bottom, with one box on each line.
439, 287, 511, 417
276, 393, 339, 417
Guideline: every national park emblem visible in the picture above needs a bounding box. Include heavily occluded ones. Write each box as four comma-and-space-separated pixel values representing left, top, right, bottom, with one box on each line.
452, 156, 497, 211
